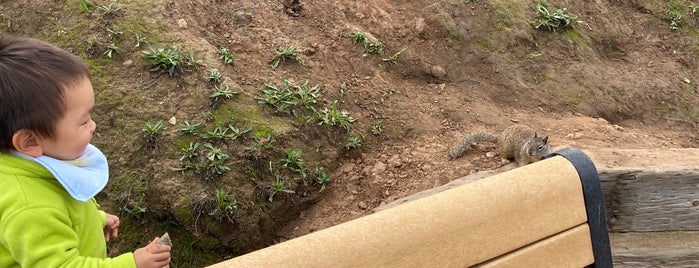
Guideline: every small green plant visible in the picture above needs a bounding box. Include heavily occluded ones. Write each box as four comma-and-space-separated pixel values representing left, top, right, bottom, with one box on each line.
142, 120, 165, 149
180, 141, 200, 161
210, 187, 238, 219
365, 41, 384, 54
281, 148, 307, 177
382, 48, 406, 64
370, 120, 384, 135
142, 46, 198, 77
665, 0, 686, 30
134, 34, 146, 48
527, 50, 543, 59
202, 123, 230, 141
104, 43, 118, 59
218, 47, 236, 65
348, 31, 367, 45
177, 120, 205, 135
318, 100, 356, 130
340, 82, 347, 95
348, 31, 384, 54
345, 135, 362, 149
106, 27, 123, 37
202, 111, 214, 122
79, 0, 94, 13
258, 79, 302, 114
269, 45, 304, 69
315, 166, 331, 192
97, 2, 123, 15
529, 0, 581, 32
208, 68, 222, 83
254, 132, 274, 149
210, 84, 239, 109
204, 143, 231, 177
226, 123, 252, 140
269, 173, 295, 202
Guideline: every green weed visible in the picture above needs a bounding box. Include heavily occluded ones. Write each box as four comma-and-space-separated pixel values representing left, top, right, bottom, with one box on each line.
142, 46, 199, 77
218, 47, 236, 65
315, 166, 331, 192
177, 120, 205, 135
142, 120, 165, 149
529, 0, 582, 32
106, 27, 123, 37
665, 0, 686, 30
345, 135, 362, 149
202, 123, 230, 141
204, 143, 231, 177
318, 100, 356, 130
209, 188, 238, 219
257, 79, 303, 114
226, 123, 252, 140
269, 173, 295, 202
179, 141, 200, 161
281, 148, 307, 178
97, 2, 123, 16
208, 68, 222, 83
79, 0, 94, 13
104, 43, 117, 59
365, 41, 384, 55
370, 120, 384, 135
349, 31, 367, 45
348, 31, 384, 54
210, 84, 239, 109
269, 45, 304, 69
382, 48, 406, 64
134, 33, 146, 48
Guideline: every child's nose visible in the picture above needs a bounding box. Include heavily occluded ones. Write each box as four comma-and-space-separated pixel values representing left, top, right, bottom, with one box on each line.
89, 119, 96, 133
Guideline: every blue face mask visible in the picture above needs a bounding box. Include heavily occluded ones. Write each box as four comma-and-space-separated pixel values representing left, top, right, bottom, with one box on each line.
12, 144, 109, 202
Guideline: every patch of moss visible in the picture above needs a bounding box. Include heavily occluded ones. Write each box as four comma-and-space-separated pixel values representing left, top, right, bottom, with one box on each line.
490, 0, 526, 31
437, 11, 464, 42
561, 29, 596, 60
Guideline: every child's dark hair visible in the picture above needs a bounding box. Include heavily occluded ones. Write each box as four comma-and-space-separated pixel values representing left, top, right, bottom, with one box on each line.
0, 34, 90, 151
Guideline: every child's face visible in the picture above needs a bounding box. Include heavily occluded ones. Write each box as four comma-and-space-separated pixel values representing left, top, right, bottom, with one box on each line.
40, 76, 96, 160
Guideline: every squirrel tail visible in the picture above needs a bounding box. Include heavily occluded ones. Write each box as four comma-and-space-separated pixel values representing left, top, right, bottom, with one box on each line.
447, 131, 498, 160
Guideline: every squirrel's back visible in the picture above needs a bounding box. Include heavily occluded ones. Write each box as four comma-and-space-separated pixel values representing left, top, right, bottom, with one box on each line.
448, 124, 551, 166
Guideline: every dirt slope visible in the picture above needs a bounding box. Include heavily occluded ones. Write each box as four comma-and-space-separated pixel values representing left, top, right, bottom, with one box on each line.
2, 0, 699, 266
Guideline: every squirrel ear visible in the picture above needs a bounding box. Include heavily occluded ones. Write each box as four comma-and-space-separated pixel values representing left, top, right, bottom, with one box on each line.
534, 132, 539, 138
543, 136, 549, 144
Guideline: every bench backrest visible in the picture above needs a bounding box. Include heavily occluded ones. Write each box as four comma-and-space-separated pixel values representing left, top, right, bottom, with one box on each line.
207, 148, 612, 268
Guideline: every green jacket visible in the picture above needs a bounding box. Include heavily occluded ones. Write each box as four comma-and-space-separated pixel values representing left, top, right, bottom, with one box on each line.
0, 153, 135, 267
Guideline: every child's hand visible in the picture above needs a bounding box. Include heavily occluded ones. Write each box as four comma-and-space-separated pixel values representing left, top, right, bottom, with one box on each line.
134, 237, 172, 268
104, 213, 120, 242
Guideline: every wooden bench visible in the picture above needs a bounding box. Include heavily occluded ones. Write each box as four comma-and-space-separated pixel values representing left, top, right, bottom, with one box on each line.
207, 148, 612, 268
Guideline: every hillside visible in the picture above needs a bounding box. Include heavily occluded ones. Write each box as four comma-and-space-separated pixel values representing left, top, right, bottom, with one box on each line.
2, 0, 699, 266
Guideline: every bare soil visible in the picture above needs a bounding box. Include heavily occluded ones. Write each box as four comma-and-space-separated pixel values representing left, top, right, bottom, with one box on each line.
2, 0, 699, 266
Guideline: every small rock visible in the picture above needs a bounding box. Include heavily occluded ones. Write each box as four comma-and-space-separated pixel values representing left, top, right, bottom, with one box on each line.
177, 19, 187, 29
486, 152, 496, 158
168, 116, 177, 125
371, 162, 387, 175
430, 65, 447, 79
415, 17, 426, 34
358, 201, 368, 210
387, 155, 402, 168
122, 60, 133, 66
234, 11, 252, 24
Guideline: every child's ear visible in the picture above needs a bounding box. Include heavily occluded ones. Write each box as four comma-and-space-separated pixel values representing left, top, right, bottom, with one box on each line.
11, 129, 44, 157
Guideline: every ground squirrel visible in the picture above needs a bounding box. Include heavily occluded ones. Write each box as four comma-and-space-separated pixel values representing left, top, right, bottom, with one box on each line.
447, 124, 551, 166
